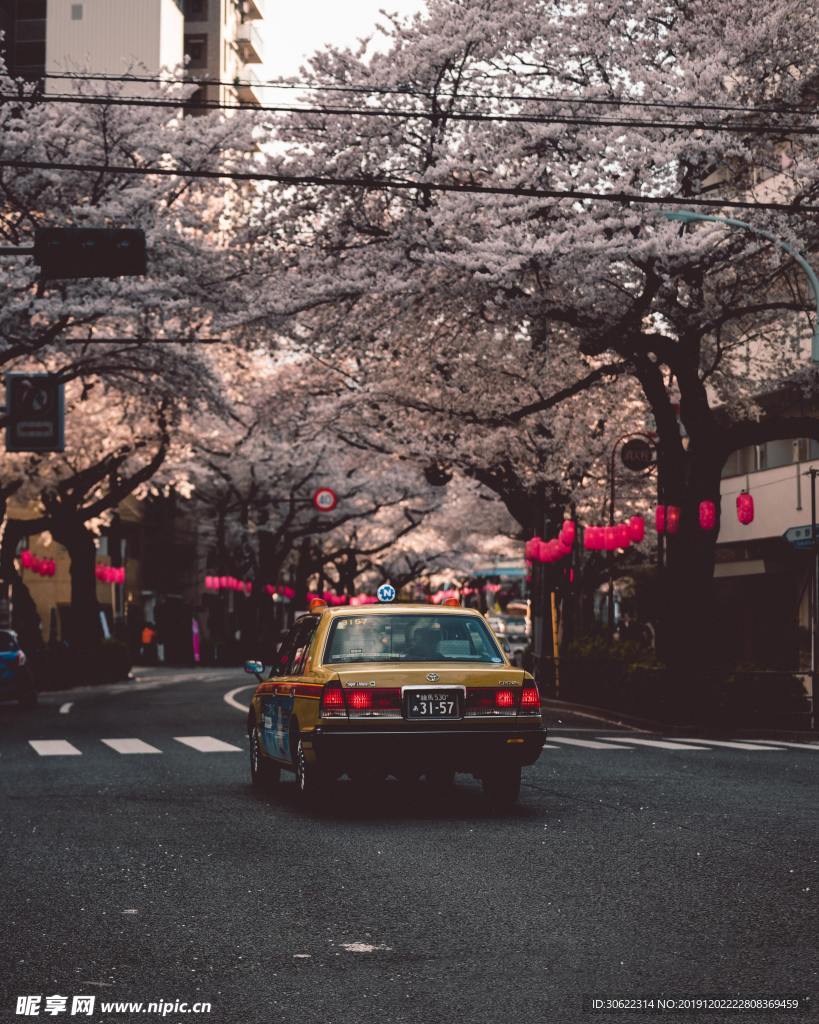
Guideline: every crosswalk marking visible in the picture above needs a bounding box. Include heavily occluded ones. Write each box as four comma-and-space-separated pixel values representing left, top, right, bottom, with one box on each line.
550, 736, 633, 750
674, 738, 787, 751
101, 738, 162, 755
602, 737, 710, 751
174, 736, 243, 753
29, 740, 82, 757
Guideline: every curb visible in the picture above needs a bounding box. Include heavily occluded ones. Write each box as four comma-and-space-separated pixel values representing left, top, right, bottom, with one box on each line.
541, 698, 819, 741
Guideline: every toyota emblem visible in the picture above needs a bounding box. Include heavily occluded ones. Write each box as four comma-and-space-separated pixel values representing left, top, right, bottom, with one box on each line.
426, 672, 439, 682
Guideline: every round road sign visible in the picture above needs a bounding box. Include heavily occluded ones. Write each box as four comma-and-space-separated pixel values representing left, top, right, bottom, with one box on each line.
620, 438, 655, 473
312, 487, 338, 512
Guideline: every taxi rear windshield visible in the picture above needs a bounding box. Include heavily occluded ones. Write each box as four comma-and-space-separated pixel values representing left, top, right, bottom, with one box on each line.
324, 614, 504, 665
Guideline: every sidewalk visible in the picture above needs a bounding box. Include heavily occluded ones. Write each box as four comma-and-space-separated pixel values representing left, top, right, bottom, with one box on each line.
542, 696, 819, 741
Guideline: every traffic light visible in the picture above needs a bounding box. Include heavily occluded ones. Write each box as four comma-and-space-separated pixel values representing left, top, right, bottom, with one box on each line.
5, 374, 65, 453
33, 228, 147, 280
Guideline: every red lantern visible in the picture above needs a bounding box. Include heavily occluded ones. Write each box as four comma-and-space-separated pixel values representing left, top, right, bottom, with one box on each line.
737, 491, 754, 525
603, 526, 618, 551
20, 549, 34, 569
699, 500, 717, 530
583, 526, 600, 550
614, 524, 631, 549
655, 506, 666, 534
666, 505, 681, 535
559, 520, 576, 547
628, 515, 645, 543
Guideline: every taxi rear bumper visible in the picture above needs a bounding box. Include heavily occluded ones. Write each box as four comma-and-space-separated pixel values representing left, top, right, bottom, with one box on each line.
311, 722, 546, 772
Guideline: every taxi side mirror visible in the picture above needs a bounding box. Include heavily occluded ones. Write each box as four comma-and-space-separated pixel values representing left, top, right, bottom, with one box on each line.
501, 640, 511, 654
244, 659, 264, 681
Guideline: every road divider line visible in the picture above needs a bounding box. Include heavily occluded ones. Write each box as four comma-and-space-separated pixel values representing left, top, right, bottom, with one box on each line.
224, 684, 254, 713
602, 737, 710, 751
101, 738, 162, 755
550, 736, 633, 750
29, 739, 82, 756
58, 702, 73, 715
745, 741, 819, 750
174, 735, 243, 753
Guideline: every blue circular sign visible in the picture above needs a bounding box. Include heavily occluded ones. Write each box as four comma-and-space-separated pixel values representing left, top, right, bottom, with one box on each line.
377, 583, 396, 603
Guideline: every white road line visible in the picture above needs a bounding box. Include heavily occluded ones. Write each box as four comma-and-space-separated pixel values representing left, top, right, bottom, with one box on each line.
550, 736, 633, 750
101, 738, 162, 755
174, 736, 243, 753
58, 702, 73, 715
224, 684, 255, 713
748, 741, 819, 751
542, 743, 562, 749
602, 736, 710, 751
29, 739, 82, 757
675, 738, 789, 751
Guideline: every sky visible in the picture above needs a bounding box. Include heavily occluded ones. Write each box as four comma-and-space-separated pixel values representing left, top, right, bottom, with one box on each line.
261, 0, 426, 79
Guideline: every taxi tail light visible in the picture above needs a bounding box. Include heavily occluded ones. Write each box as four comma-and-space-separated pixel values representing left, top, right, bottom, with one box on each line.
519, 682, 541, 715
465, 687, 516, 717
347, 687, 401, 716
320, 680, 347, 718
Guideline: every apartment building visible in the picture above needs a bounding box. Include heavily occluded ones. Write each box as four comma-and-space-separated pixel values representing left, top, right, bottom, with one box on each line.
1, 0, 265, 106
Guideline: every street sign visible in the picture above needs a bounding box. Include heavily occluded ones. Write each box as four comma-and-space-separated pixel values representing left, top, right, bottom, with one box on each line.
33, 227, 147, 280
312, 487, 338, 512
621, 438, 655, 472
5, 374, 64, 452
783, 525, 818, 550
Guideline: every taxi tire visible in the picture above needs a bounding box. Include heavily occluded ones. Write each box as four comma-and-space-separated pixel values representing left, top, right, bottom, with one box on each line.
295, 737, 327, 803
250, 726, 280, 790
481, 764, 521, 808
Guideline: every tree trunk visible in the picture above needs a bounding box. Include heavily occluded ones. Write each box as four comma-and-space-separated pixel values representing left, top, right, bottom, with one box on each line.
51, 517, 101, 652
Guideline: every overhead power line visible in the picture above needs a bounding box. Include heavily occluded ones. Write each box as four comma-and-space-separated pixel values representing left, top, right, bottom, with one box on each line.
0, 157, 817, 214
3, 89, 818, 138
35, 70, 819, 120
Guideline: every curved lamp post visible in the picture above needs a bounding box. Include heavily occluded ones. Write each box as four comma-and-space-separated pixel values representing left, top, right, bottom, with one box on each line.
662, 209, 819, 363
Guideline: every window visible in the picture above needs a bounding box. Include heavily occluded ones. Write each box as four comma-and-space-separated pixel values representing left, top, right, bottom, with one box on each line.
184, 34, 208, 67
274, 619, 318, 676
324, 614, 505, 665
71, 4, 83, 20
18, 0, 46, 18
184, 0, 207, 19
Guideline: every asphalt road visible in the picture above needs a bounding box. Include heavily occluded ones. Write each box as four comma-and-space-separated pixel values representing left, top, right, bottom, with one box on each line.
1, 669, 817, 1024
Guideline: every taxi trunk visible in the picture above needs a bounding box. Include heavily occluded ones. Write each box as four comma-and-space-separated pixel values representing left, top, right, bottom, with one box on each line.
311, 663, 544, 777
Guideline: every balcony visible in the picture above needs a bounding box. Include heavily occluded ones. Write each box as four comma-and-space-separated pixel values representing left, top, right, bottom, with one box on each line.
235, 66, 263, 106
236, 21, 263, 63
243, 0, 265, 19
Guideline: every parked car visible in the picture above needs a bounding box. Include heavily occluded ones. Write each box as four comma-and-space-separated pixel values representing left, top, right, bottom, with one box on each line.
486, 614, 530, 667
0, 629, 37, 707
245, 601, 545, 806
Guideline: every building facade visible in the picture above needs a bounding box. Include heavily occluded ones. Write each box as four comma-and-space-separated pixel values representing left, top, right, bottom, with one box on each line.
1, 0, 265, 107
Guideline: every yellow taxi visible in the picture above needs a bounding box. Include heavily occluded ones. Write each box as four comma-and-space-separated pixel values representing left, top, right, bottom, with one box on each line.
244, 599, 545, 806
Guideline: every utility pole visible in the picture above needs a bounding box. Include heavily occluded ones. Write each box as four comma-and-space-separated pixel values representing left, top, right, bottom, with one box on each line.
810, 469, 818, 676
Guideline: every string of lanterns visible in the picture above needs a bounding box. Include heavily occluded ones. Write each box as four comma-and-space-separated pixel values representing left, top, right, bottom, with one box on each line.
526, 491, 755, 562
19, 550, 56, 577
95, 564, 125, 584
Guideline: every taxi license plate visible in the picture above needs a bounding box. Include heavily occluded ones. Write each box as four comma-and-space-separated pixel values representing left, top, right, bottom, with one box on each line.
406, 691, 460, 719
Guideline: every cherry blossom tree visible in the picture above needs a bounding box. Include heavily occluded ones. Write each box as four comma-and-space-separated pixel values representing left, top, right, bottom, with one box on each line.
247, 0, 819, 663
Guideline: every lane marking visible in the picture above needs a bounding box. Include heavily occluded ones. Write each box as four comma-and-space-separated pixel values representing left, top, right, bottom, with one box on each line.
550, 736, 633, 750
675, 738, 787, 751
101, 738, 162, 755
224, 684, 255, 713
602, 736, 710, 751
542, 743, 562, 749
748, 741, 819, 751
174, 735, 243, 753
58, 702, 73, 715
29, 739, 82, 756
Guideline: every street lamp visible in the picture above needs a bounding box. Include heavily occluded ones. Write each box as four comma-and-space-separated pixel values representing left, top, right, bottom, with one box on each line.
662, 210, 819, 362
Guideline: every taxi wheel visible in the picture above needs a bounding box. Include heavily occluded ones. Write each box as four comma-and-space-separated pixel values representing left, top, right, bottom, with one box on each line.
481, 764, 521, 808
295, 738, 327, 802
250, 726, 280, 790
